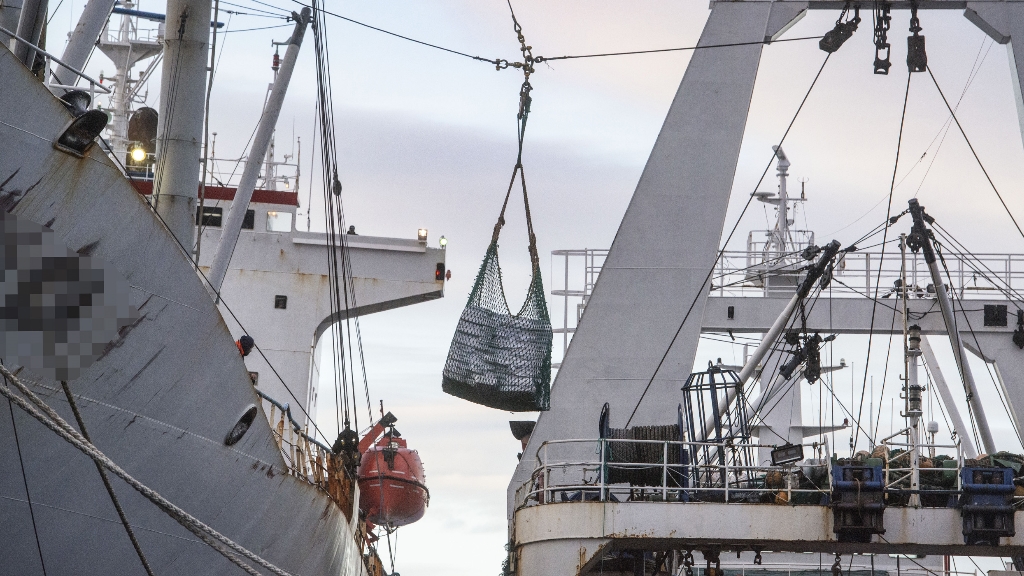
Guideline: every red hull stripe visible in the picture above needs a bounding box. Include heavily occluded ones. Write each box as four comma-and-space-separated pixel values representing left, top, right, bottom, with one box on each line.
130, 180, 300, 207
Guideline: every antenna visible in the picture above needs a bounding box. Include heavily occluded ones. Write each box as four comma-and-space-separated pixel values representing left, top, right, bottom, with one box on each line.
798, 177, 809, 200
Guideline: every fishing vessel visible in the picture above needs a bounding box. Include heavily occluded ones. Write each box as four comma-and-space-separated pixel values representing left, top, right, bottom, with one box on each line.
0, 0, 441, 573
502, 2, 1024, 575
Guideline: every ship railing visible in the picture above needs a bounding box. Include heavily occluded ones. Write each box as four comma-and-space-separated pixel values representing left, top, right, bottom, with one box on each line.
0, 25, 111, 101
549, 247, 1024, 366
516, 438, 832, 510
700, 565, 974, 576
255, 389, 334, 488
879, 430, 964, 499
713, 249, 1024, 299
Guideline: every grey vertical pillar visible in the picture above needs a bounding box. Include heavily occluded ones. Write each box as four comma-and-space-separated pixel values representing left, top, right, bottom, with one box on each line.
12, 0, 45, 67
208, 8, 310, 294
0, 0, 25, 48
921, 336, 978, 458
507, 0, 808, 516
967, 2, 1024, 160
52, 0, 116, 87
153, 0, 212, 252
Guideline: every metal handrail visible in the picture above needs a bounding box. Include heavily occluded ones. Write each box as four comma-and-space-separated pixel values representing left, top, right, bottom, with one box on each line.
253, 387, 332, 453
521, 438, 833, 508
0, 25, 111, 95
519, 437, 975, 510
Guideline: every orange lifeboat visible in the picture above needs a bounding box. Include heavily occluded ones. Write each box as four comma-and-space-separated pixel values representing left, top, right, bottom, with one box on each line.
357, 416, 428, 527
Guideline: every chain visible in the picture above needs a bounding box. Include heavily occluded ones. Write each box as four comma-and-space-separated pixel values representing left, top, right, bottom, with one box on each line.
832, 553, 844, 576
873, 2, 892, 75
683, 551, 695, 576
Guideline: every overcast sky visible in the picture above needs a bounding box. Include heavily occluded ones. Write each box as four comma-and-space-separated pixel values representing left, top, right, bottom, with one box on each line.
41, 0, 1024, 573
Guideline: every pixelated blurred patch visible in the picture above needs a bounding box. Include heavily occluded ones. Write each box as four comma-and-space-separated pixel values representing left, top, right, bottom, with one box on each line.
1, 210, 137, 381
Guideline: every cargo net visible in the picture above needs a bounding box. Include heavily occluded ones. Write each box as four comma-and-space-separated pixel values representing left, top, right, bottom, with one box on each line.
442, 241, 552, 412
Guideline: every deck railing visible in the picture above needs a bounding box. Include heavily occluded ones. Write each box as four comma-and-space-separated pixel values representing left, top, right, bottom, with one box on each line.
516, 438, 976, 511
516, 438, 834, 509
254, 388, 366, 523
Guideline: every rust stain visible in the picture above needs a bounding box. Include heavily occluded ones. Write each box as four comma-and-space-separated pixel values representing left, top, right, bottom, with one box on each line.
76, 239, 100, 256
128, 346, 163, 383
96, 312, 149, 361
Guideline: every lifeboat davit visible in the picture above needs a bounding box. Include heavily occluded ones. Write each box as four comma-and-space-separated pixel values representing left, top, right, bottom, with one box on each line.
357, 422, 428, 527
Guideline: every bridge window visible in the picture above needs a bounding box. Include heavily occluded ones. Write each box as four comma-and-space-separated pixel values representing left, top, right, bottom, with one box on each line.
267, 211, 292, 233
241, 209, 255, 230
196, 206, 223, 227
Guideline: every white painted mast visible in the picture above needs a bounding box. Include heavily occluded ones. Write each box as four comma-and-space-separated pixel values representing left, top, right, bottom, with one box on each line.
208, 7, 311, 293
51, 0, 116, 87
11, 0, 44, 66
908, 198, 995, 454
153, 0, 212, 250
920, 336, 978, 458
771, 145, 790, 260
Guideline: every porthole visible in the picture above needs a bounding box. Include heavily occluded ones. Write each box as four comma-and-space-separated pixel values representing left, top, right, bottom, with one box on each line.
224, 405, 258, 446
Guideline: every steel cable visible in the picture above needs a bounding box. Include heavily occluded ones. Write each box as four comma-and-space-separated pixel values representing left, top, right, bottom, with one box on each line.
852, 70, 912, 452
0, 362, 293, 576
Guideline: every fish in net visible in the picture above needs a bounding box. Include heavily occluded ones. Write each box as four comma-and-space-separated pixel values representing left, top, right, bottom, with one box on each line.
442, 241, 552, 411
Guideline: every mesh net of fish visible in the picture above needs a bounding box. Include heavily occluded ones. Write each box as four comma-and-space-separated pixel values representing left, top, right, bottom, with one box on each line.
442, 241, 552, 412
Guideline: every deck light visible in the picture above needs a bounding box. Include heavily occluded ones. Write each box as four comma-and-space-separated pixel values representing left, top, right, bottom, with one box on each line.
417, 228, 428, 242
439, 235, 447, 248
130, 147, 147, 162
770, 443, 804, 466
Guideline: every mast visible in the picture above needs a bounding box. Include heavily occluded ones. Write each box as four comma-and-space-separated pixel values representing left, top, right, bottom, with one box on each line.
11, 0, 45, 67
772, 145, 790, 260
0, 0, 23, 40
920, 336, 978, 458
900, 233, 923, 506
906, 198, 995, 454
701, 239, 841, 438
52, 0, 116, 87
153, 0, 213, 251
207, 8, 311, 293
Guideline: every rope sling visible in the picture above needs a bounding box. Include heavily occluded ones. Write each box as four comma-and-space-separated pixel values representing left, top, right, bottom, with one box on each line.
442, 76, 552, 412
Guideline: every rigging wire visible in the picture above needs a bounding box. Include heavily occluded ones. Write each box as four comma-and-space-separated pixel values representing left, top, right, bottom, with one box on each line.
195, 0, 225, 266
534, 35, 822, 62
926, 65, 1024, 243
624, 50, 835, 427
310, 0, 376, 433
218, 0, 290, 17
870, 300, 899, 443
222, 23, 292, 33
0, 364, 288, 576
909, 38, 993, 197
292, 0, 504, 66
2, 371, 49, 576
60, 381, 156, 576
852, 70, 912, 453
234, 0, 827, 71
